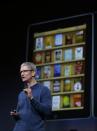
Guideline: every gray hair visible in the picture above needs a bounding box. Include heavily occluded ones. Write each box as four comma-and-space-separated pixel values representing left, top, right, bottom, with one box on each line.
20, 62, 36, 72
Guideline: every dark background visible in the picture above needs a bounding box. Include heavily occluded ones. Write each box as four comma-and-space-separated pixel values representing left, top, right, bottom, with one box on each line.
0, 1, 97, 131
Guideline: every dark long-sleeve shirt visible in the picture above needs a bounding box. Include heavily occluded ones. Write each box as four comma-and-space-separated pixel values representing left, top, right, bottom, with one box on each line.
13, 83, 52, 131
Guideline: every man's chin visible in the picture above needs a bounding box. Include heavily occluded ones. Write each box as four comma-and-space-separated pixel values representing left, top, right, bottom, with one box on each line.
22, 79, 28, 82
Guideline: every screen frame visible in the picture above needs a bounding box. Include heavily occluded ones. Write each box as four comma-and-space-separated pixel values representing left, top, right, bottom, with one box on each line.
94, 12, 97, 117
26, 13, 93, 119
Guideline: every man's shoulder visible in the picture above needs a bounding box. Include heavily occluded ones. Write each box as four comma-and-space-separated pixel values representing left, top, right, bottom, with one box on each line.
37, 82, 47, 88
18, 90, 25, 97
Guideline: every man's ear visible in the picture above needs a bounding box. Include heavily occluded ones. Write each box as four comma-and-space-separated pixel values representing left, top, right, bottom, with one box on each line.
32, 71, 35, 77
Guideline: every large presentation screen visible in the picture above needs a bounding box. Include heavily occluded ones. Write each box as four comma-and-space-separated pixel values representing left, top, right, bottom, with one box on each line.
27, 14, 93, 119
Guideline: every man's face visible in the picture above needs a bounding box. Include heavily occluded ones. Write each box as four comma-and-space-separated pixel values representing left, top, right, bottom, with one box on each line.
20, 65, 34, 82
